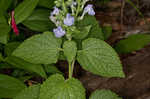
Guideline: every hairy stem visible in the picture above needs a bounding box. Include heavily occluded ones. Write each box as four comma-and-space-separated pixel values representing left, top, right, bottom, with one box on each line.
69, 62, 72, 78
68, 59, 75, 79
71, 59, 75, 75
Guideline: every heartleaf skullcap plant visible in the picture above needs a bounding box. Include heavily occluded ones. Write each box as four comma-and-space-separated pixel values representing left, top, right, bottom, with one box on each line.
11, 0, 125, 98
49, 0, 95, 39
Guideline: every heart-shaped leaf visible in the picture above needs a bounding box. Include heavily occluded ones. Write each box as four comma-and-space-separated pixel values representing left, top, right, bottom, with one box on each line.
12, 32, 62, 64
0, 74, 26, 98
77, 38, 125, 77
39, 74, 86, 99
63, 41, 77, 63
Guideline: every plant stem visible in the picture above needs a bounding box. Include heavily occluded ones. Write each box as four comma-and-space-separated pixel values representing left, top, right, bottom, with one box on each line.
68, 59, 75, 79
76, 0, 81, 17
62, 0, 67, 13
69, 62, 72, 78
71, 59, 75, 75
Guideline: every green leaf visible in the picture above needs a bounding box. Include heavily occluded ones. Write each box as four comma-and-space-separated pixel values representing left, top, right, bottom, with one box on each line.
73, 26, 91, 40
44, 64, 62, 75
14, 0, 39, 24
115, 34, 150, 54
89, 23, 104, 40
0, 53, 3, 62
0, 33, 9, 44
77, 38, 125, 77
5, 56, 47, 78
4, 42, 21, 56
0, 13, 7, 23
11, 69, 27, 77
0, 63, 11, 69
77, 16, 98, 26
77, 15, 104, 40
0, 0, 12, 14
12, 32, 62, 64
0, 15, 11, 44
14, 85, 40, 99
102, 25, 112, 40
90, 90, 122, 99
0, 74, 26, 98
23, 9, 54, 32
0, 43, 3, 51
39, 74, 86, 99
38, 0, 54, 9
63, 41, 77, 63
59, 51, 66, 60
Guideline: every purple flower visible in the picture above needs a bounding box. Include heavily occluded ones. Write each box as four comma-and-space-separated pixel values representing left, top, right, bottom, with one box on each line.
53, 26, 66, 38
84, 4, 95, 16
64, 14, 75, 26
51, 6, 60, 15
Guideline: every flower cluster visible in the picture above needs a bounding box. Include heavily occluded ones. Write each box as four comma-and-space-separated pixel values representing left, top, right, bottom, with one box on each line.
49, 0, 95, 38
